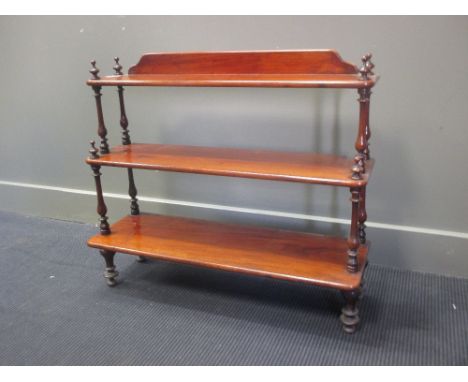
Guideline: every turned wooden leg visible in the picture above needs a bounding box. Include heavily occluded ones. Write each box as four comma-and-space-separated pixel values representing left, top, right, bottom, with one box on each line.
99, 250, 119, 287
340, 288, 361, 334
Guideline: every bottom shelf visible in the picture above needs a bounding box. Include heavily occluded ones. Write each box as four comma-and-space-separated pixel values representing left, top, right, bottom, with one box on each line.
88, 213, 368, 290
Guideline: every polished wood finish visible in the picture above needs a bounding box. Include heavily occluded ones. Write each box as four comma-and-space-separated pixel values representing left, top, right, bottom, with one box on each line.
358, 87, 372, 162
87, 73, 377, 89
86, 143, 374, 187
85, 50, 377, 333
88, 213, 368, 291
347, 188, 361, 273
114, 57, 131, 146
90, 164, 110, 235
340, 288, 361, 333
90, 86, 110, 154
88, 141, 110, 235
100, 250, 118, 287
89, 60, 110, 154
87, 50, 378, 89
127, 168, 139, 215
128, 50, 359, 75
354, 54, 374, 245
112, 58, 140, 216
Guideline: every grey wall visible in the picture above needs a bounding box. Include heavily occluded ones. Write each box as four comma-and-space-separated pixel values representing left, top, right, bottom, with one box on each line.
0, 16, 467, 277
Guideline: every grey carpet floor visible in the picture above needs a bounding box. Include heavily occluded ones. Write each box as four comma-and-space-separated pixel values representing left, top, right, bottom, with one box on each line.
0, 210, 467, 365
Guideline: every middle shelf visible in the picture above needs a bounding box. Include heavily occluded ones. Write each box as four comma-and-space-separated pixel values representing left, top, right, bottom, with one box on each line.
86, 143, 373, 187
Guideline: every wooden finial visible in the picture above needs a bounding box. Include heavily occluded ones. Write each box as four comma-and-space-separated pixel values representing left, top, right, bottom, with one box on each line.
113, 57, 123, 75
355, 153, 365, 173
90, 60, 100, 80
351, 155, 363, 180
89, 140, 99, 159
359, 53, 374, 80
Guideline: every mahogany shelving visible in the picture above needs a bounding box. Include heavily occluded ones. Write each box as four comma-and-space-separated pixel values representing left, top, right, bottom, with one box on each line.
87, 143, 374, 187
85, 50, 378, 334
88, 214, 369, 290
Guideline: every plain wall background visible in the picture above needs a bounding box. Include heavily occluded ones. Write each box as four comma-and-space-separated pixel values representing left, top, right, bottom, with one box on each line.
0, 16, 467, 277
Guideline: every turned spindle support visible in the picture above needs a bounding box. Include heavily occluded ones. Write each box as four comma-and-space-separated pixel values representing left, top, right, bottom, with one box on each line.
340, 288, 361, 334
89, 60, 110, 154
358, 186, 367, 244
128, 168, 142, 262
114, 58, 142, 261
113, 57, 131, 145
347, 187, 361, 273
127, 168, 140, 216
357, 87, 372, 162
100, 250, 119, 287
89, 141, 110, 235
112, 57, 141, 218
358, 53, 374, 161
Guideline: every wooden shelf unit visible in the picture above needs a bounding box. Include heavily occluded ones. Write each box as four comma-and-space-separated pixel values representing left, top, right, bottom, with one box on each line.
85, 50, 378, 334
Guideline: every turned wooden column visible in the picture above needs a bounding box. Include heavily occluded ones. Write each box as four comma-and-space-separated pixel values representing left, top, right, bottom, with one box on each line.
357, 53, 374, 161
358, 186, 367, 244
113, 57, 141, 217
113, 57, 131, 145
88, 141, 110, 235
89, 61, 110, 154
127, 169, 140, 215
347, 185, 361, 273
113, 58, 143, 262
357, 87, 371, 165
354, 54, 374, 245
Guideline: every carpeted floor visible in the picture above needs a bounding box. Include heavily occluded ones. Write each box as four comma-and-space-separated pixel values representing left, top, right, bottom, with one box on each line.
0, 210, 466, 365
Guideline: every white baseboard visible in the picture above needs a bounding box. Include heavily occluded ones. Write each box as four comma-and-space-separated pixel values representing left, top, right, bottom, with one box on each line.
1, 179, 467, 240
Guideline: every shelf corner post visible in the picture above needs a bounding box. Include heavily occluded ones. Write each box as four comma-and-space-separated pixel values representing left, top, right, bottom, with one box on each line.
89, 60, 110, 154
347, 187, 361, 273
113, 57, 141, 219
127, 168, 140, 216
113, 57, 131, 145
357, 53, 374, 161
358, 186, 367, 244
88, 141, 111, 235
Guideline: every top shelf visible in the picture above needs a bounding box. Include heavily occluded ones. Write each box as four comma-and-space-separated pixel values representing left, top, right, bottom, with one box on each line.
87, 73, 377, 89
87, 50, 378, 89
